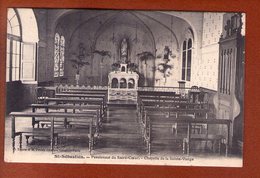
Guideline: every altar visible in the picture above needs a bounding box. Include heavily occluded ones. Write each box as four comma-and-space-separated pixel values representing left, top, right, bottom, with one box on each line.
107, 38, 139, 102
108, 63, 139, 102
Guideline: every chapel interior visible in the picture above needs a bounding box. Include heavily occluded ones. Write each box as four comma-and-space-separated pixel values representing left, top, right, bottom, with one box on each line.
5, 8, 245, 158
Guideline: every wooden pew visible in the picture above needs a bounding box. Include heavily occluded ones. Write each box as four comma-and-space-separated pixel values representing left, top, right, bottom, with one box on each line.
43, 97, 106, 118
56, 86, 108, 107
138, 90, 177, 96
176, 117, 231, 156
44, 97, 104, 110
57, 86, 107, 96
59, 87, 106, 92
138, 98, 208, 126
9, 112, 96, 153
145, 112, 231, 156
140, 100, 207, 111
55, 93, 107, 112
139, 110, 190, 155
143, 106, 209, 133
138, 93, 209, 130
44, 97, 103, 104
55, 93, 106, 99
138, 89, 208, 108
138, 95, 219, 156
30, 104, 102, 133
138, 88, 218, 156
137, 91, 179, 106
137, 91, 191, 116
59, 90, 107, 95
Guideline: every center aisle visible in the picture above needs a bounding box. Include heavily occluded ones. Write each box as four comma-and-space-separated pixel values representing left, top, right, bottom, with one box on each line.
95, 104, 145, 155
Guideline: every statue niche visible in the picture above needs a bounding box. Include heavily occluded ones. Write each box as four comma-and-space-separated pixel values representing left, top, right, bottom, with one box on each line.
120, 38, 128, 63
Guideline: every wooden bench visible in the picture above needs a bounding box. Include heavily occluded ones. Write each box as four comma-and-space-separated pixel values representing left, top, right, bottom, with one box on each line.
10, 112, 97, 154
43, 97, 106, 118
183, 134, 225, 155
139, 98, 209, 132
137, 93, 203, 118
55, 93, 107, 112
138, 96, 225, 156
138, 89, 208, 111
56, 93, 106, 100
59, 90, 107, 97
30, 104, 102, 133
44, 97, 103, 104
44, 97, 105, 111
58, 87, 107, 92
139, 112, 187, 155
145, 113, 231, 156
57, 86, 107, 97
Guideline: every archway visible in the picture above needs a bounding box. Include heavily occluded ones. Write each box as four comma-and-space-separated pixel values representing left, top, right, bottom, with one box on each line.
111, 78, 118, 88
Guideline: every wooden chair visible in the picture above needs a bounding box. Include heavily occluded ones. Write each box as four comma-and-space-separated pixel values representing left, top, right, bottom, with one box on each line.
35, 87, 48, 103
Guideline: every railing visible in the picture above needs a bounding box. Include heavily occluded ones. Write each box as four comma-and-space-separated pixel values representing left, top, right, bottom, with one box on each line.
56, 84, 108, 92
138, 86, 193, 97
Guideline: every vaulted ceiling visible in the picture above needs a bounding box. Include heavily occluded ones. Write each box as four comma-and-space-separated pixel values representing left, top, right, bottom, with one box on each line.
54, 10, 194, 50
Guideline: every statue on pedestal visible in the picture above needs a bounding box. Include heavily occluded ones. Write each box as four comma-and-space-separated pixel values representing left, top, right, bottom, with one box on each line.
120, 38, 128, 63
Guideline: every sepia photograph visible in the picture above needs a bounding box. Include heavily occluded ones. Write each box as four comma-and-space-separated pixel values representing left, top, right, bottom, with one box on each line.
4, 8, 245, 167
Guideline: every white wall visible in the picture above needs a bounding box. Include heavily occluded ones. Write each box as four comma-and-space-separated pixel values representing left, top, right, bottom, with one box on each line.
197, 12, 224, 90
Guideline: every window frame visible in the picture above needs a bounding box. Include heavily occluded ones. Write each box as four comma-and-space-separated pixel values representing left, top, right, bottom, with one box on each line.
6, 8, 38, 84
181, 38, 193, 82
6, 8, 22, 82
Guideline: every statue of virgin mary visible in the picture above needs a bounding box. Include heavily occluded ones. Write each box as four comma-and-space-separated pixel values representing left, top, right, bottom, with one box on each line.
120, 38, 128, 63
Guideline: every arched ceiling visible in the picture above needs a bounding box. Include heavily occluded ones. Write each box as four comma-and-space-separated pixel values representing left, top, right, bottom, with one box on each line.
55, 10, 194, 50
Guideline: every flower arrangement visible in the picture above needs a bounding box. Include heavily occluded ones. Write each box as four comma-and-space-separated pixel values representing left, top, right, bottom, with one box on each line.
157, 63, 173, 77
111, 62, 121, 71
93, 50, 111, 63
127, 62, 138, 72
156, 46, 177, 84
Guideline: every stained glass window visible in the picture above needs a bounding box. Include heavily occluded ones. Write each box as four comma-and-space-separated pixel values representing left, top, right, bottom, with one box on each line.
59, 36, 65, 76
54, 33, 60, 77
54, 33, 65, 77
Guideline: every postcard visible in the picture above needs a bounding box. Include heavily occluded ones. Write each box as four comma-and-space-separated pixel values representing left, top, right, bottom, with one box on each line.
4, 8, 245, 167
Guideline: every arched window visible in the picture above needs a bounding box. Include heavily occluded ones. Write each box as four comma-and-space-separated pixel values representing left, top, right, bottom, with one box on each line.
7, 9, 21, 37
6, 8, 21, 81
6, 8, 38, 82
54, 33, 65, 77
181, 38, 192, 81
59, 36, 65, 76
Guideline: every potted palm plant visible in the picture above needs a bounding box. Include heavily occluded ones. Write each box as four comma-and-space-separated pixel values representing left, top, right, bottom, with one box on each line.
70, 57, 89, 85
136, 51, 155, 86
93, 50, 111, 85
157, 63, 173, 84
127, 62, 138, 73
70, 43, 90, 85
111, 62, 121, 72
